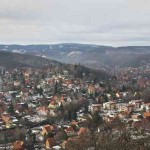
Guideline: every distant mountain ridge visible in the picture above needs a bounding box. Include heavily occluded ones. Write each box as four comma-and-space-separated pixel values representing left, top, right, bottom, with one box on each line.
0, 43, 150, 68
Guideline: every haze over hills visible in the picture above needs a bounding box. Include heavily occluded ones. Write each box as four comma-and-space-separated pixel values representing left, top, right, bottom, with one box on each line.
0, 43, 150, 68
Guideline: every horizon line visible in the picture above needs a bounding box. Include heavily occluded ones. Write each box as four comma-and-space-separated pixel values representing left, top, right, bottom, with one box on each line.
0, 42, 150, 48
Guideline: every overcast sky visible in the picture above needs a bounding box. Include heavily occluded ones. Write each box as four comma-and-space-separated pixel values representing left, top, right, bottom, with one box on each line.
0, 0, 150, 46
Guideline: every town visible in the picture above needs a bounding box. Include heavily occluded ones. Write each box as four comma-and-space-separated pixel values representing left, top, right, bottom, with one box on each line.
0, 62, 150, 150
1, 0, 150, 149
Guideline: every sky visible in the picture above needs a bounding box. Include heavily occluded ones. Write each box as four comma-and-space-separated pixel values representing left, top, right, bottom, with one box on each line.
0, 0, 150, 46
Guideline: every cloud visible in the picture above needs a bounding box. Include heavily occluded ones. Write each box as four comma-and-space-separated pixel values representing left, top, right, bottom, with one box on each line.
0, 0, 149, 46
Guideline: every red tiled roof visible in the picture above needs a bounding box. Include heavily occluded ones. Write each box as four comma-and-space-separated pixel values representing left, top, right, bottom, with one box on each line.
144, 112, 150, 118
78, 127, 89, 135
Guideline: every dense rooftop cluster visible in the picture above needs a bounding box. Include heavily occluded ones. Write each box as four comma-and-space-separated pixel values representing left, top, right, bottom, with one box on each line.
0, 63, 150, 150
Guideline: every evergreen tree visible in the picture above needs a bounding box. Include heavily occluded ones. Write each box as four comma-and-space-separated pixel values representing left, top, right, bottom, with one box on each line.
12, 74, 17, 81
54, 81, 58, 94
59, 102, 64, 113
84, 104, 89, 114
7, 103, 15, 115
103, 94, 109, 102
92, 112, 103, 128
38, 87, 43, 96
32, 133, 36, 143
46, 132, 54, 138
71, 111, 77, 120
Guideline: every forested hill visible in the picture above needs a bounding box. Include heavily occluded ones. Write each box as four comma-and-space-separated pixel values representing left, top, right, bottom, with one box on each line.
0, 51, 59, 68
0, 50, 109, 81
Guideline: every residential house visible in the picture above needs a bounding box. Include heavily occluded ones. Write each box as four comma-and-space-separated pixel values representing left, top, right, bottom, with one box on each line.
78, 127, 89, 135
41, 125, 52, 136
131, 113, 143, 120
129, 100, 144, 110
88, 85, 95, 95
116, 103, 128, 111
41, 124, 57, 136
46, 137, 56, 149
14, 81, 20, 87
89, 104, 102, 114
13, 140, 24, 150
65, 127, 76, 137
1, 113, 12, 126
103, 102, 116, 110
48, 101, 59, 109
143, 112, 150, 120
118, 111, 129, 120
141, 103, 150, 111
37, 106, 48, 116
127, 104, 135, 112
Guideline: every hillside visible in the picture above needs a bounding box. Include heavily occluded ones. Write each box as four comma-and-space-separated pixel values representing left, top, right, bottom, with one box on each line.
0, 51, 59, 68
0, 44, 150, 68
0, 50, 109, 81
